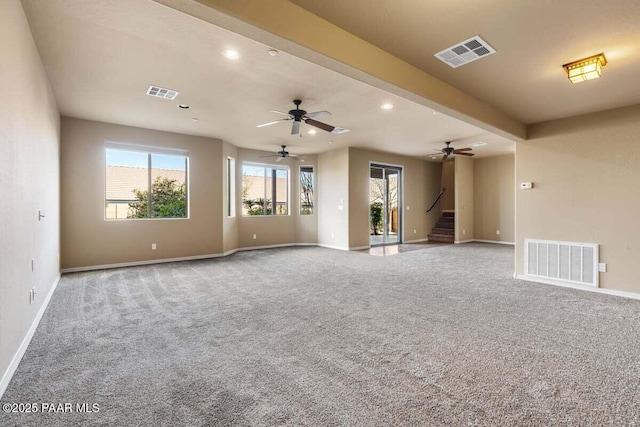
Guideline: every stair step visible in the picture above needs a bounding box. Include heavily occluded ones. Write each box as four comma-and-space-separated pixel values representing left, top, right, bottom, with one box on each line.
432, 228, 454, 235
428, 234, 454, 243
435, 222, 455, 229
442, 212, 455, 218
438, 217, 454, 223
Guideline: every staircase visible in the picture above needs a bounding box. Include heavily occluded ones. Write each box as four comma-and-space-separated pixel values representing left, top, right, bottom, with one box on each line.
428, 211, 455, 243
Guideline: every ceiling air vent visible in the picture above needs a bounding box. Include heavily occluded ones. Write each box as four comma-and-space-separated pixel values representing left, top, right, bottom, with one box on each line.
146, 85, 179, 100
434, 36, 496, 68
331, 127, 351, 134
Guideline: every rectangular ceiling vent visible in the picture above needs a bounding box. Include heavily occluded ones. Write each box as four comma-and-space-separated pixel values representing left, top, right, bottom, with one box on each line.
331, 127, 351, 134
146, 85, 179, 100
434, 35, 496, 68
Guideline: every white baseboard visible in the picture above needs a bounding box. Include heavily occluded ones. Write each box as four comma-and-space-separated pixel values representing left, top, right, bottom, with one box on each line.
473, 239, 515, 245
61, 243, 322, 273
349, 245, 371, 251
515, 274, 640, 301
0, 274, 61, 400
404, 238, 430, 244
317, 243, 350, 251
454, 239, 474, 244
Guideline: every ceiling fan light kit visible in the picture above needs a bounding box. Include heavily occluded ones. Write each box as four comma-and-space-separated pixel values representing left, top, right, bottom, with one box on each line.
256, 99, 342, 135
563, 53, 607, 83
433, 141, 475, 160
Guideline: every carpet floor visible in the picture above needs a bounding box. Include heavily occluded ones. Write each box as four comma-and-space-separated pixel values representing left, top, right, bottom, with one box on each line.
2, 243, 640, 426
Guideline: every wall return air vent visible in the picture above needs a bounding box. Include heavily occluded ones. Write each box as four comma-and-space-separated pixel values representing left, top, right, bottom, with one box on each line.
146, 85, 179, 100
434, 35, 496, 68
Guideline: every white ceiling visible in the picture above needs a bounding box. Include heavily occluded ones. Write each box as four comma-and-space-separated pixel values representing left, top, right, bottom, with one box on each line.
21, 0, 514, 159
290, 0, 640, 124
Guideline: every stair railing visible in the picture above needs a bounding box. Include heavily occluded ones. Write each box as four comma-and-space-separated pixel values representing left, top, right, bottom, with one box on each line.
426, 188, 445, 213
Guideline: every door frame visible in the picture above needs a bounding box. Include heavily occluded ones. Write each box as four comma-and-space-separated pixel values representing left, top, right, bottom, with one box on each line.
369, 161, 404, 246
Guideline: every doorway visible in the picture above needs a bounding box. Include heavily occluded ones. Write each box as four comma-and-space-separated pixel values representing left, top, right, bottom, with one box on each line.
370, 163, 402, 246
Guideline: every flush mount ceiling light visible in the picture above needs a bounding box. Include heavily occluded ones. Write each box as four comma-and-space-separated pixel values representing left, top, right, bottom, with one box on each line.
562, 53, 607, 83
308, 129, 317, 135
222, 49, 240, 59
380, 103, 394, 110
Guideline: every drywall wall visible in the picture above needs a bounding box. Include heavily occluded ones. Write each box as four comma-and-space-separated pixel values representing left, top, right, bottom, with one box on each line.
60, 118, 223, 269
517, 104, 640, 293
236, 148, 318, 248
318, 148, 350, 249
454, 157, 474, 242
222, 142, 238, 253
348, 148, 441, 249
0, 0, 60, 396
474, 154, 514, 243
441, 160, 455, 211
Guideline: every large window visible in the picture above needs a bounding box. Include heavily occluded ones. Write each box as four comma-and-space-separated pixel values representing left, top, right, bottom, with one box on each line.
300, 166, 314, 215
105, 143, 188, 220
242, 163, 288, 216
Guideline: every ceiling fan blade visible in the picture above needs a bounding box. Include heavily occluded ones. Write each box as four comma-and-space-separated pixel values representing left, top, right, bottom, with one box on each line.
259, 154, 279, 158
289, 153, 299, 157
270, 110, 292, 117
305, 118, 335, 133
276, 157, 283, 162
256, 119, 289, 128
305, 110, 331, 119
453, 147, 473, 152
455, 152, 475, 157
291, 120, 300, 135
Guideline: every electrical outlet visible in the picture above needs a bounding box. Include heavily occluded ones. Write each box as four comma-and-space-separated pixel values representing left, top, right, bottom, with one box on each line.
406, 206, 410, 211
598, 263, 607, 272
463, 229, 466, 235
252, 234, 257, 240
413, 229, 417, 234
331, 233, 335, 239
151, 243, 156, 250
496, 230, 500, 235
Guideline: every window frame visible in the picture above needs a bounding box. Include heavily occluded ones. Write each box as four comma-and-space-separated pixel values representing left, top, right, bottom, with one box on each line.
241, 162, 290, 217
104, 142, 190, 221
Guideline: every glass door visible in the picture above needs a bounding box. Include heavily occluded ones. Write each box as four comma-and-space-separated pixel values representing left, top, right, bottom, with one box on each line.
370, 164, 402, 246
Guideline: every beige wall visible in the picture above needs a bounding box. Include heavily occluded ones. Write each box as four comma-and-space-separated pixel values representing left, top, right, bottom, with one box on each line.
236, 148, 318, 248
318, 148, 350, 249
0, 0, 60, 394
474, 154, 515, 243
440, 160, 455, 211
517, 104, 640, 293
454, 157, 474, 242
60, 118, 223, 268
348, 148, 441, 249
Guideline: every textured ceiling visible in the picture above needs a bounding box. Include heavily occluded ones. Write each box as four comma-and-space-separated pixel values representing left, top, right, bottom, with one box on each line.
21, 0, 514, 159
290, 0, 640, 124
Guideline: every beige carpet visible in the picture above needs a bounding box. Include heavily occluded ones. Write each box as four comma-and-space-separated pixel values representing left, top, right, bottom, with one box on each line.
2, 243, 640, 426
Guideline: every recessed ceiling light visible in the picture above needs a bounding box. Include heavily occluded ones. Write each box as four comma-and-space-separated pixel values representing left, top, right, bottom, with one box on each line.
192, 117, 199, 122
328, 141, 333, 144
177, 104, 190, 109
380, 103, 394, 110
471, 142, 488, 147
308, 129, 317, 135
222, 49, 240, 60
432, 111, 439, 115
268, 49, 278, 57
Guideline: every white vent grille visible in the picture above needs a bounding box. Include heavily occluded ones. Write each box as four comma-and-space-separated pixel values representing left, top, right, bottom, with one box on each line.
434, 36, 496, 68
525, 239, 599, 287
331, 127, 351, 134
146, 85, 179, 100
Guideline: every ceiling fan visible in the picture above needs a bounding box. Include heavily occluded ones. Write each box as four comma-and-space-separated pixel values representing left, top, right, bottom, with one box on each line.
432, 141, 475, 160
260, 145, 303, 162
256, 99, 337, 135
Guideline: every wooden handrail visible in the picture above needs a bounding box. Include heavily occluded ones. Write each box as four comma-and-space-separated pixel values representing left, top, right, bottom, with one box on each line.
426, 188, 445, 213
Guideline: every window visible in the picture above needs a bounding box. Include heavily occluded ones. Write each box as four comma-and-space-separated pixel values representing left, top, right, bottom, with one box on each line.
105, 143, 188, 219
300, 166, 314, 215
242, 163, 288, 216
227, 157, 236, 217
